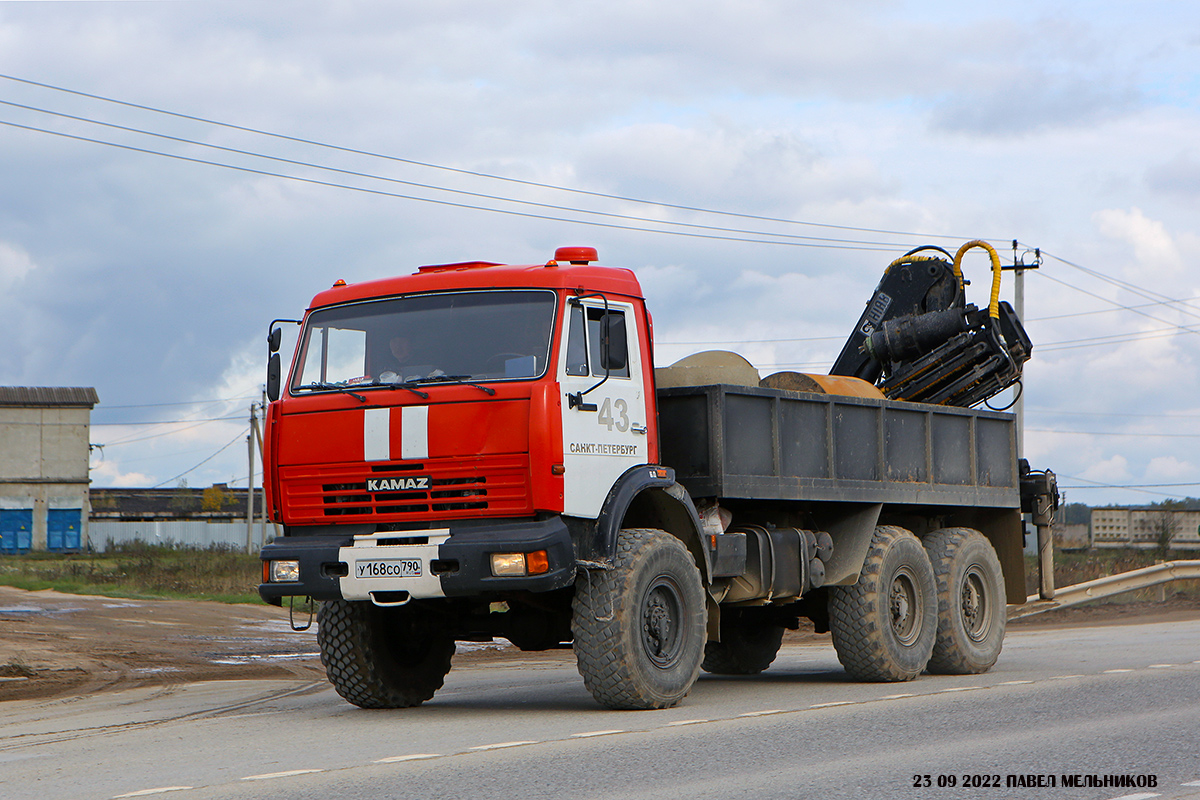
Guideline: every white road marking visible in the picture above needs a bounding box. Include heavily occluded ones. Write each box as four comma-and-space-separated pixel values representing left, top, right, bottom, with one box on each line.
374, 754, 440, 763
1148, 664, 1175, 669
112, 789, 193, 799
666, 719, 708, 726
737, 709, 784, 717
1050, 675, 1085, 680
1103, 669, 1134, 674
241, 769, 324, 781
1182, 781, 1200, 787
881, 693, 915, 699
810, 701, 854, 708
938, 686, 979, 692
469, 741, 539, 751
998, 680, 1034, 685
570, 730, 625, 738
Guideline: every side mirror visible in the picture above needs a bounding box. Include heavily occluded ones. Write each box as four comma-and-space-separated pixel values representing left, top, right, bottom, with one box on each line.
268, 327, 282, 353
600, 313, 627, 372
266, 353, 281, 402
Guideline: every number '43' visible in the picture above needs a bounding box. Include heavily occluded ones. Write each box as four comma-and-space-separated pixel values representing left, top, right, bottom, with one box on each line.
598, 397, 629, 432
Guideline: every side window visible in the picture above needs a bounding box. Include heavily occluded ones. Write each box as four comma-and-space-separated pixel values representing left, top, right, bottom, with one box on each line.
565, 304, 589, 376
588, 308, 629, 378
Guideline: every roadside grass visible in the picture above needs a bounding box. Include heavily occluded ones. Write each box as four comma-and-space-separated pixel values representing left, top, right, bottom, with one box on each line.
1025, 547, 1200, 603
4, 541, 1197, 608
0, 541, 262, 604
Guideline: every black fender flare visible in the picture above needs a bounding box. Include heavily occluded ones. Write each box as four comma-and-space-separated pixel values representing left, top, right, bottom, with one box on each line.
584, 464, 710, 580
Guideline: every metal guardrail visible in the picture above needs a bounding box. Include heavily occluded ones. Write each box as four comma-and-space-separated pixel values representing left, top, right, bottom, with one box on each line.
1008, 560, 1200, 621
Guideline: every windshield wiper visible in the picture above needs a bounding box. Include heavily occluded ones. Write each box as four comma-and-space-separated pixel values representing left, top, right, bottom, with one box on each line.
299, 382, 369, 403
410, 375, 497, 395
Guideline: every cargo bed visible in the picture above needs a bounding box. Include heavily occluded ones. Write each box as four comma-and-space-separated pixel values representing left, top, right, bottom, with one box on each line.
657, 384, 1020, 510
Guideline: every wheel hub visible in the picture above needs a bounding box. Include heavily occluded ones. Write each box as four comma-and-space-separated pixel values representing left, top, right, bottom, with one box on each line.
889, 567, 922, 646
642, 576, 684, 668
961, 566, 991, 642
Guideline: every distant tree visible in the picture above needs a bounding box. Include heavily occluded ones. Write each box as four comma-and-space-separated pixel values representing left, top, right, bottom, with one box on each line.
1060, 502, 1091, 526
201, 484, 235, 512
1149, 501, 1183, 558
168, 482, 198, 513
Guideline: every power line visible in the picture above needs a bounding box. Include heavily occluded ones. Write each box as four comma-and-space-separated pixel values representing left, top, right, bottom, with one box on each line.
98, 394, 257, 410
150, 428, 248, 488
100, 416, 243, 447
0, 117, 907, 252
0, 72, 1002, 243
1027, 428, 1200, 438
1057, 474, 1196, 498
0, 98, 926, 250
1029, 295, 1200, 322
93, 414, 245, 427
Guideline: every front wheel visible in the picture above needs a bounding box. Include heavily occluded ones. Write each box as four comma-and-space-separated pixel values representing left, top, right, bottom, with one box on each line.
572, 528, 707, 709
829, 525, 936, 682
923, 528, 1006, 674
317, 600, 455, 709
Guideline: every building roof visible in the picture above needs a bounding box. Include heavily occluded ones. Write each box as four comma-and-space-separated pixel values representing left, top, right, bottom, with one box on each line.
90, 486, 261, 519
0, 387, 99, 408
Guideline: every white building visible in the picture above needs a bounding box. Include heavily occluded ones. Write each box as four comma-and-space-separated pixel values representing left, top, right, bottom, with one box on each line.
0, 387, 98, 552
1091, 506, 1200, 550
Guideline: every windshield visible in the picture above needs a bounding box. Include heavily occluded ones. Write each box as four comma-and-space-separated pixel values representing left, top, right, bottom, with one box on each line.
291, 290, 557, 392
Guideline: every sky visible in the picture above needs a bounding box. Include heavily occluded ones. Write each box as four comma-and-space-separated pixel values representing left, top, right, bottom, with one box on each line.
1, 0, 1198, 507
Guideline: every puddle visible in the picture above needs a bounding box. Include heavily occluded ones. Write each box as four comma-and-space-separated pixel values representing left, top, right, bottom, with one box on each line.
456, 642, 511, 654
210, 653, 322, 665
0, 606, 43, 615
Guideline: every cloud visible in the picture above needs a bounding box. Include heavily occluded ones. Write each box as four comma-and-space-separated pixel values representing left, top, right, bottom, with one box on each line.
1080, 454, 1131, 484
0, 240, 36, 287
1146, 151, 1200, 198
930, 72, 1141, 137
1094, 207, 1184, 273
1145, 455, 1193, 481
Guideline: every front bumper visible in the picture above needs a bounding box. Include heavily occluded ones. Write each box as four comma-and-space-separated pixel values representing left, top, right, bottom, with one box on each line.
259, 516, 576, 605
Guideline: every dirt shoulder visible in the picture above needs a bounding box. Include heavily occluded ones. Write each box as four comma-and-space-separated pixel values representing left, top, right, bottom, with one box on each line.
3, 586, 1198, 703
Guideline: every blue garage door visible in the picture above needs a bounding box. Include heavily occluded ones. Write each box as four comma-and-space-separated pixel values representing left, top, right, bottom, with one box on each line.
0, 509, 34, 554
47, 509, 82, 552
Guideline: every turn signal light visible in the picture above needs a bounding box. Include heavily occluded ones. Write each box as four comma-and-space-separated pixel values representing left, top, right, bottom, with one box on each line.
526, 550, 550, 575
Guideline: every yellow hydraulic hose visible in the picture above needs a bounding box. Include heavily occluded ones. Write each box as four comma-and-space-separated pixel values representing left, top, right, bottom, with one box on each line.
883, 254, 942, 274
953, 240, 1003, 319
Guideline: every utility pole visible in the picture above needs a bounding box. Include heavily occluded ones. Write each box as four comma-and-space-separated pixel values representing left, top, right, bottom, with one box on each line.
1005, 241, 1040, 461
246, 402, 256, 554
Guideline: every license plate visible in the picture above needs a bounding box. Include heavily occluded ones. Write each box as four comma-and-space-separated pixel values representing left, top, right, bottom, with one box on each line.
355, 559, 423, 579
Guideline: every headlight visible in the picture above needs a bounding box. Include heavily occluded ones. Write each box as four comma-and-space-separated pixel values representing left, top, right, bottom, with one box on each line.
490, 553, 526, 576
270, 560, 301, 582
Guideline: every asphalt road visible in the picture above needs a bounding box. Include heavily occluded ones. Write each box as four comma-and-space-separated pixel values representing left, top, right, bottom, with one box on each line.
2, 619, 1198, 800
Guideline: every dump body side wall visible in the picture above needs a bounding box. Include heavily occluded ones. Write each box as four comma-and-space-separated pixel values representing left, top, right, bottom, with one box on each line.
657, 384, 1024, 592
658, 384, 1020, 507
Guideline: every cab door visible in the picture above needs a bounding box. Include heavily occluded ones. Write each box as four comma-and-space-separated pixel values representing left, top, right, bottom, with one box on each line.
558, 296, 650, 518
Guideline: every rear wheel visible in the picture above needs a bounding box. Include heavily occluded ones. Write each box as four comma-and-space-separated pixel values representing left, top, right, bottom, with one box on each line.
829, 525, 936, 682
701, 608, 785, 675
572, 528, 706, 709
923, 527, 1006, 674
317, 600, 455, 708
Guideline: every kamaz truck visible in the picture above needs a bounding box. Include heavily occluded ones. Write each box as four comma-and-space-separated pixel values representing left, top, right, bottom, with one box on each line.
258, 243, 1057, 710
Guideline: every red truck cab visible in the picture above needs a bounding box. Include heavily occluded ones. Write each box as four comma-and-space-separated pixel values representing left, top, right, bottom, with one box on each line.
259, 247, 665, 607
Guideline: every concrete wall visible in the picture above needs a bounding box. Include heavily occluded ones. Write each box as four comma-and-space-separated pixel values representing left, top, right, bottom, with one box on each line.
1092, 507, 1200, 549
89, 520, 271, 552
0, 405, 91, 551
